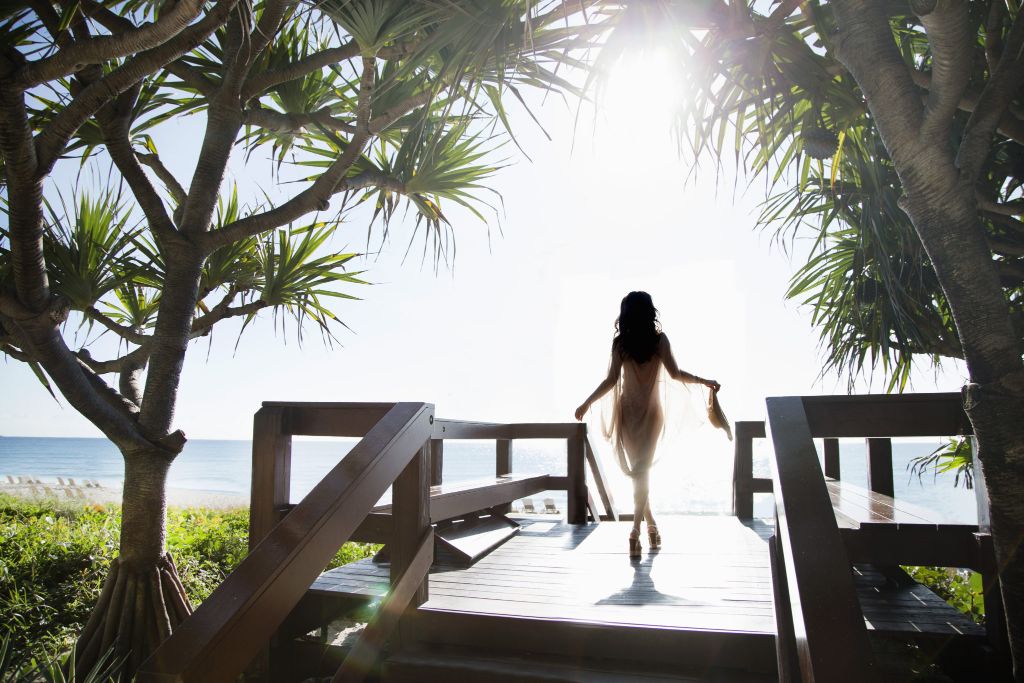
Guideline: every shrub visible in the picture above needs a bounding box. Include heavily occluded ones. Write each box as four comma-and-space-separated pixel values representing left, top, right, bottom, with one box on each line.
904, 565, 986, 624
0, 495, 379, 661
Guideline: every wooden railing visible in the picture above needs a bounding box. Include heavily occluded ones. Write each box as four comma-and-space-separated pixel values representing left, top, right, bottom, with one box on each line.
765, 393, 974, 683
137, 404, 616, 681
138, 402, 435, 682
428, 419, 618, 523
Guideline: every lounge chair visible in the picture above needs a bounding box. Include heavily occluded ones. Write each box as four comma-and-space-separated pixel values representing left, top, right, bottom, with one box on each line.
92, 479, 102, 488
5, 475, 14, 484
543, 498, 559, 514
57, 477, 66, 486
522, 498, 537, 514
68, 478, 77, 487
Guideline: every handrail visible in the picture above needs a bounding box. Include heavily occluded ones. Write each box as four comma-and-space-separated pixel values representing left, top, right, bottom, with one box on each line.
732, 392, 970, 518
767, 396, 881, 683
584, 435, 619, 521
138, 402, 434, 682
432, 419, 583, 440
332, 530, 433, 683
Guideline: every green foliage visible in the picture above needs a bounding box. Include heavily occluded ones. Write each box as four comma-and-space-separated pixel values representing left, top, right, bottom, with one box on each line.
908, 438, 974, 490
904, 566, 985, 624
593, 0, 1024, 389
1, 633, 123, 683
0, 495, 379, 663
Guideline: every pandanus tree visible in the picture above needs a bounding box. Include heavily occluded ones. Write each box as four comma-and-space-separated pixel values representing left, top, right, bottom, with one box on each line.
0, 0, 587, 674
593, 0, 1024, 675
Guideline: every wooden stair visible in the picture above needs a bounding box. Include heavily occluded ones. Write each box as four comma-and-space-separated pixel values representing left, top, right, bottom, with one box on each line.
382, 645, 778, 682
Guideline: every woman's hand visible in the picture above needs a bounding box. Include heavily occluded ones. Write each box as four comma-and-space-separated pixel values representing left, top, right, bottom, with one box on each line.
574, 403, 589, 421
704, 379, 721, 393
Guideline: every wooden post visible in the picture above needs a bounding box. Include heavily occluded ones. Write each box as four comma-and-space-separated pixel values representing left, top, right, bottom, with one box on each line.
823, 438, 840, 480
976, 533, 1009, 658
430, 439, 444, 487
732, 423, 755, 519
731, 421, 764, 519
567, 431, 587, 524
393, 444, 431, 610
249, 406, 292, 551
494, 439, 512, 514
866, 437, 894, 498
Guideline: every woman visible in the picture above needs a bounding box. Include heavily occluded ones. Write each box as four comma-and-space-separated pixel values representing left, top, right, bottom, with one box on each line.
574, 291, 720, 557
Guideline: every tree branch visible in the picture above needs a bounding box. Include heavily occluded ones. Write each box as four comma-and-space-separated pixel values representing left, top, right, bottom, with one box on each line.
242, 105, 357, 136
956, 8, 1024, 183
978, 195, 1024, 217
78, 345, 151, 375
97, 85, 180, 244
912, 0, 973, 141
909, 68, 1024, 144
1, 341, 33, 363
77, 0, 218, 97
367, 89, 433, 133
984, 0, 1005, 73
191, 299, 266, 336
27, 0, 66, 42
85, 306, 150, 345
200, 57, 383, 250
136, 151, 188, 207
33, 0, 239, 174
242, 41, 360, 100
17, 0, 205, 87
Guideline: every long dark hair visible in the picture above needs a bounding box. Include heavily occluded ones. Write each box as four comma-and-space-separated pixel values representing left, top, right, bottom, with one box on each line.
613, 291, 661, 363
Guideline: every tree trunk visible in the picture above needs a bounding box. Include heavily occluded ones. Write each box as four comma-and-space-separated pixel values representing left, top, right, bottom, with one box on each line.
75, 450, 193, 678
832, 1, 1024, 675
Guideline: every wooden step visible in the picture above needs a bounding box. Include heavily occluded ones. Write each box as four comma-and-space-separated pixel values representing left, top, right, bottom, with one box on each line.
401, 607, 777, 675
382, 646, 778, 683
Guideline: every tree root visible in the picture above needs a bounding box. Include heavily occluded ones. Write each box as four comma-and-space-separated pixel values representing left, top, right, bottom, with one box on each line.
75, 553, 194, 679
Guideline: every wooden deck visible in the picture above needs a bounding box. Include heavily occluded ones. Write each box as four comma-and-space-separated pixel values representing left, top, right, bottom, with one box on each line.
309, 516, 779, 677
314, 516, 776, 635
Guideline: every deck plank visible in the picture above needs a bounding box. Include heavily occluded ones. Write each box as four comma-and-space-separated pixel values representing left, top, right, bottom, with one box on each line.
309, 515, 984, 648
314, 516, 777, 636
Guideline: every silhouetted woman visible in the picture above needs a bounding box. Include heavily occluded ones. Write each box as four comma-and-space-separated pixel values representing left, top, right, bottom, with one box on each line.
575, 291, 720, 558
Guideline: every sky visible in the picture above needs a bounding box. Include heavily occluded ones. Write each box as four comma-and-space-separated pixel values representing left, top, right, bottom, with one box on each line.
0, 48, 968, 443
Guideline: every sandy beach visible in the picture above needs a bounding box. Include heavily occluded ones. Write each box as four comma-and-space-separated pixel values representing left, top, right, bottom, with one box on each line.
0, 475, 248, 509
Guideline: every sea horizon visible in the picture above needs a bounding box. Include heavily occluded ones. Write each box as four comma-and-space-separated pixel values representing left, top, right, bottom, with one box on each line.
0, 435, 981, 523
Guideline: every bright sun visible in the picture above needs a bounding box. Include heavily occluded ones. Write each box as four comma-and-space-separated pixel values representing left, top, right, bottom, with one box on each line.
596, 47, 685, 134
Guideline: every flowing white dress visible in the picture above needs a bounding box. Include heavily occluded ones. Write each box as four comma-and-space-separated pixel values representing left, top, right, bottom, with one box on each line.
601, 333, 731, 479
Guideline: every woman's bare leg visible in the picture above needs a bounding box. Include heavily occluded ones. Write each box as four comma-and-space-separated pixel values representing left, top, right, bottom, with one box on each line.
644, 502, 657, 530
632, 470, 650, 537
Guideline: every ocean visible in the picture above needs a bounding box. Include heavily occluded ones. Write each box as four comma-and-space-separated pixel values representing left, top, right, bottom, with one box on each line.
0, 435, 979, 523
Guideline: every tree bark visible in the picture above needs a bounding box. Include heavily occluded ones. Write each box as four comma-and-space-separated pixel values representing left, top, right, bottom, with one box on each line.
834, 0, 1024, 677
75, 450, 193, 677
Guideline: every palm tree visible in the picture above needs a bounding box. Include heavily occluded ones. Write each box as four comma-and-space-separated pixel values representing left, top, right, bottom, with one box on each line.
590, 0, 1024, 676
0, 0, 594, 674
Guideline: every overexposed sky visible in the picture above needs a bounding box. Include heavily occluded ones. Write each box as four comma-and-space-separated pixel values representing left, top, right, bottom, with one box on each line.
0, 50, 967, 441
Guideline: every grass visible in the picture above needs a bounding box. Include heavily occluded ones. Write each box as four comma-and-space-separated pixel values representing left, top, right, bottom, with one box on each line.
0, 494, 379, 664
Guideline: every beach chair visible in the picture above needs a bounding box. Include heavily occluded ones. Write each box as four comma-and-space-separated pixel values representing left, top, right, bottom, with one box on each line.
543, 498, 559, 514
69, 478, 77, 487
5, 475, 14, 484
57, 477, 66, 486
91, 479, 102, 488
74, 488, 85, 499
63, 487, 74, 499
30, 485, 40, 496
522, 498, 537, 514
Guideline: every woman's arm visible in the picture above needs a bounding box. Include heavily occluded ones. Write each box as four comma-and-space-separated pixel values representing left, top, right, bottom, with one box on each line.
658, 334, 721, 392
574, 349, 623, 421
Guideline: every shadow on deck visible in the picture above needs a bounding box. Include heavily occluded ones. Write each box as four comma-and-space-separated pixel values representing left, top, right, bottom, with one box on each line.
286, 515, 777, 682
